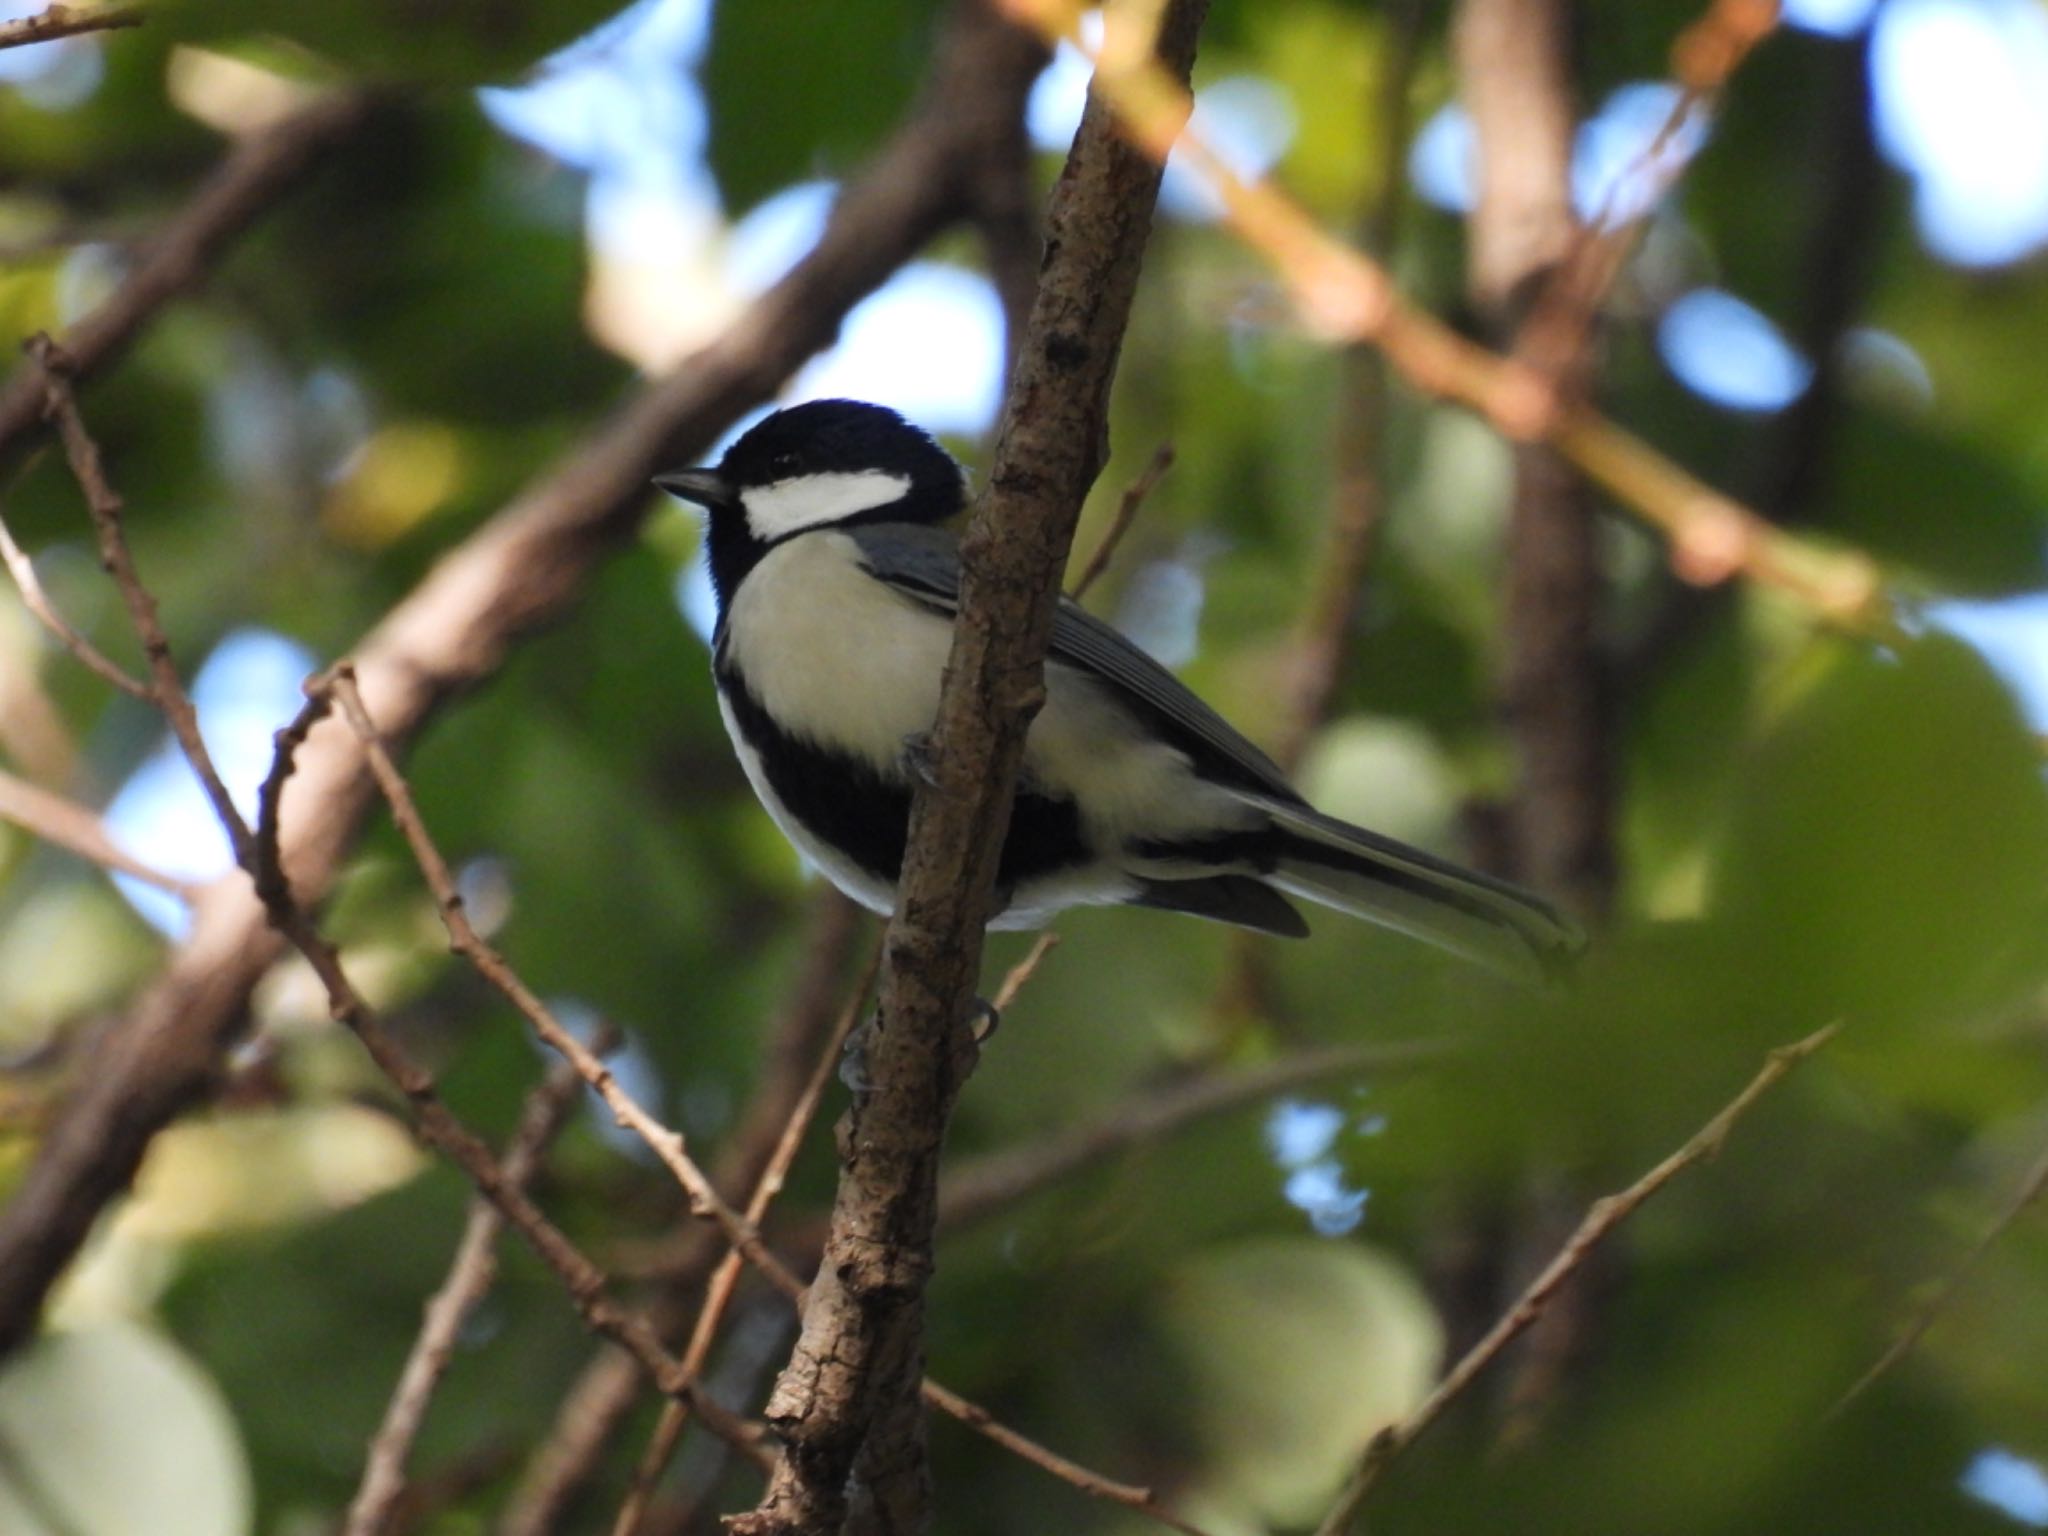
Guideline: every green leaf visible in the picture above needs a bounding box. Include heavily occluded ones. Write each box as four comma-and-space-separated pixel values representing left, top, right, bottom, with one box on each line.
161, 0, 629, 84
1826, 408, 2048, 594
1710, 634, 2048, 1032
701, 0, 942, 211
1160, 1238, 1440, 1525
0, 1324, 252, 1536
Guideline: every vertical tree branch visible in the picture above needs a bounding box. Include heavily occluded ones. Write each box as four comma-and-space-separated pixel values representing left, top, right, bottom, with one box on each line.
731, 7, 1209, 1532
1454, 0, 1616, 1447
1457, 0, 1614, 919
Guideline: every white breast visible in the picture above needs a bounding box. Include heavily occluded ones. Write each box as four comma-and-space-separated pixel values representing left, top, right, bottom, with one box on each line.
724, 532, 952, 768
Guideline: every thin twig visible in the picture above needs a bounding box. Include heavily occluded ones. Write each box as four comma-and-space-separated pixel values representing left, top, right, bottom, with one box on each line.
253, 687, 335, 913
991, 931, 1060, 1013
1833, 1130, 2048, 1413
1311, 1022, 1839, 1536
608, 941, 885, 1536
328, 668, 807, 1304
0, 4, 141, 51
36, 366, 769, 1474
345, 1056, 587, 1536
0, 765, 194, 898
920, 1380, 1218, 1536
939, 1039, 1450, 1233
1068, 442, 1174, 602
34, 337, 254, 866
0, 503, 149, 699
1519, 0, 1781, 375
499, 897, 869, 1536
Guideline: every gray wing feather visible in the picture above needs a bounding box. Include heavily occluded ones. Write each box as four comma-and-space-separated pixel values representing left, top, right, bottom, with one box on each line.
847, 523, 1300, 801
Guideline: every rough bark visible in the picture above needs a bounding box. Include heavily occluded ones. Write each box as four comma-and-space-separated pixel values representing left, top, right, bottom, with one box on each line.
729, 8, 1209, 1532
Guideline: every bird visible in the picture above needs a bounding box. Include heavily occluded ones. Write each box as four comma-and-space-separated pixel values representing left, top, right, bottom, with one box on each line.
656, 399, 1583, 982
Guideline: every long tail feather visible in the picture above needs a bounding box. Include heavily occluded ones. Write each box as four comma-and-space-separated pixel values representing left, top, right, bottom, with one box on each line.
1250, 796, 1586, 982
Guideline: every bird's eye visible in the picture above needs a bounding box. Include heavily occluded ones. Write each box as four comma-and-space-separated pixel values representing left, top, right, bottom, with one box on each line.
771, 452, 800, 475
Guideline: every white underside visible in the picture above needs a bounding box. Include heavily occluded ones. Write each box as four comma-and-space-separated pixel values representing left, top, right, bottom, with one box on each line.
718, 530, 1260, 925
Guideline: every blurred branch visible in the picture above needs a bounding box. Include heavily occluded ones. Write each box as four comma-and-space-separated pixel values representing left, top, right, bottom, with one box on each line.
0, 765, 193, 897
0, 0, 1047, 1365
0, 504, 149, 700
19, 358, 770, 1469
921, 1380, 1216, 1536
1519, 0, 1782, 374
0, 645, 77, 784
1068, 441, 1174, 603
937, 1039, 1449, 1233
731, 7, 1208, 1530
1312, 1022, 1840, 1536
1458, 0, 1613, 1435
1834, 1128, 2048, 1413
0, 4, 140, 51
1214, 0, 1421, 1037
997, 0, 1895, 639
0, 92, 370, 473
1744, 24, 1880, 521
344, 1055, 588, 1536
1464, 0, 1609, 918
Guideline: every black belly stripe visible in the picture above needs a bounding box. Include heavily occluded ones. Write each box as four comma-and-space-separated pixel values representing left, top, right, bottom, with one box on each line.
716, 667, 1094, 897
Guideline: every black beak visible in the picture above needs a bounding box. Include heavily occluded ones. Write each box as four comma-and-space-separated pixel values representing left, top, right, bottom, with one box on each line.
654, 468, 732, 508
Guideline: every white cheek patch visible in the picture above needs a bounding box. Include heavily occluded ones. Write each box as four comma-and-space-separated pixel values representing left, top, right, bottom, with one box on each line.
741, 470, 912, 542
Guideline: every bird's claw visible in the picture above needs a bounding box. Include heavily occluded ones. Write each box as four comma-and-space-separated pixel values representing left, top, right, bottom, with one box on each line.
968, 996, 1000, 1045
901, 731, 941, 789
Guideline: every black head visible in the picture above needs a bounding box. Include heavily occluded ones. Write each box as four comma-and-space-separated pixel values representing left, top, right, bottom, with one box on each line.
657, 400, 966, 615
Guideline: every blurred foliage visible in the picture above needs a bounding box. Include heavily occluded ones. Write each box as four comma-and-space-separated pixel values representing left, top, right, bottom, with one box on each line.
2, 2, 2048, 1534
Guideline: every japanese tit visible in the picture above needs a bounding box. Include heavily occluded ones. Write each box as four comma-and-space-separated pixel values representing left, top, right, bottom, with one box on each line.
658, 400, 1582, 981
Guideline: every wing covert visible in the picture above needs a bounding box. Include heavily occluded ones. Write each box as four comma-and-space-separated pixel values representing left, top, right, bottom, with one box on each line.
846, 523, 1302, 802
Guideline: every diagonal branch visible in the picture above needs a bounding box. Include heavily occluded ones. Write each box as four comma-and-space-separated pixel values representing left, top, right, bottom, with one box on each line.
0, 5, 141, 51
1834, 1128, 2048, 1412
0, 0, 1047, 1363
0, 91, 371, 471
1312, 1022, 1839, 1535
0, 502, 149, 700
998, 0, 1892, 638
0, 765, 193, 898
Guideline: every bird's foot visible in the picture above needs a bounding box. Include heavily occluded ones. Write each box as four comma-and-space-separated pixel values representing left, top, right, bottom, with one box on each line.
900, 731, 941, 789
967, 995, 1000, 1045
834, 997, 998, 1096
838, 1007, 879, 1096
